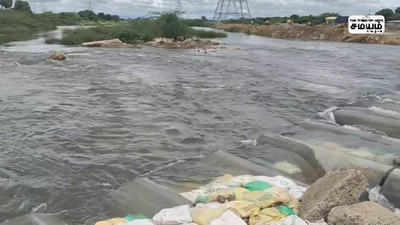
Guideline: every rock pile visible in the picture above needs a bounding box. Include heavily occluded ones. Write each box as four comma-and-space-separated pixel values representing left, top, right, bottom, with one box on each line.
146, 38, 219, 49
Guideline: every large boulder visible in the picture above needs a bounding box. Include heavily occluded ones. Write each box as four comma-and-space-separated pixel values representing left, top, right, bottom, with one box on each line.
328, 201, 400, 225
299, 169, 368, 221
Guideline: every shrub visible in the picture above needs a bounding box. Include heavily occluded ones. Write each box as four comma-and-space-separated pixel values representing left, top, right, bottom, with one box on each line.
159, 13, 187, 39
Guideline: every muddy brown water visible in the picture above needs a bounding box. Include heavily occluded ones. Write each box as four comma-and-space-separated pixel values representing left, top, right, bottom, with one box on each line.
1, 27, 400, 224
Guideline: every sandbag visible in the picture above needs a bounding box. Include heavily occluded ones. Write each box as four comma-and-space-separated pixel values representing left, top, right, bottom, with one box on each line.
124, 219, 155, 225
238, 187, 292, 208
191, 205, 227, 225
153, 205, 192, 225
253, 176, 308, 199
95, 218, 129, 225
269, 215, 307, 225
228, 201, 260, 218
210, 210, 247, 225
244, 181, 273, 191
249, 207, 287, 225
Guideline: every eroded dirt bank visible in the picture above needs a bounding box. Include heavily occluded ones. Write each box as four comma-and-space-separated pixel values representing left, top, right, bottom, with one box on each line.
216, 23, 400, 45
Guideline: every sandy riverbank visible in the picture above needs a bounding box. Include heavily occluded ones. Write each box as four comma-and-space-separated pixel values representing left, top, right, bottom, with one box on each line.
216, 23, 400, 45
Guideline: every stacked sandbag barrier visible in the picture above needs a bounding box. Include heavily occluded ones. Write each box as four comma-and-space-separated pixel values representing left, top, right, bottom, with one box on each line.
94, 168, 400, 225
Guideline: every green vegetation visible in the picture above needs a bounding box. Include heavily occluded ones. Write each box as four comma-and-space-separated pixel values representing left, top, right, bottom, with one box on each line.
14, 0, 31, 13
0, 10, 63, 44
0, 0, 12, 8
376, 8, 400, 21
59, 13, 226, 45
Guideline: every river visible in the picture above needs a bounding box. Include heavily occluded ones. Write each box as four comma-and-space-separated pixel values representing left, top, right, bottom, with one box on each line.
1, 27, 400, 224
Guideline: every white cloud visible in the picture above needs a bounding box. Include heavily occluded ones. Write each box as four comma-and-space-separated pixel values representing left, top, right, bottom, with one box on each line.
27, 0, 400, 18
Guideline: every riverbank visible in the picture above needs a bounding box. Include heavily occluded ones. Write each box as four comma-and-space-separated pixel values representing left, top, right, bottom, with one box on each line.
216, 23, 400, 45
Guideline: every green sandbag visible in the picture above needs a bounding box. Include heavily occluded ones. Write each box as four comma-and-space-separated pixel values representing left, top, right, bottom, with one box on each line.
244, 181, 273, 191
277, 205, 296, 216
125, 215, 148, 221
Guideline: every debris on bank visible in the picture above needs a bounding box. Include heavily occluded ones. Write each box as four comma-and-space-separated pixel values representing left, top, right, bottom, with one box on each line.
82, 39, 138, 48
94, 169, 400, 225
145, 38, 220, 49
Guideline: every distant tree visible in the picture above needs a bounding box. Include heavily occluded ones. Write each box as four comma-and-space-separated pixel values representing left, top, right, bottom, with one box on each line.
290, 14, 299, 20
201, 16, 207, 20
111, 15, 120, 21
97, 12, 105, 19
376, 8, 394, 20
14, 0, 31, 13
396, 7, 400, 14
0, 0, 12, 8
78, 10, 98, 21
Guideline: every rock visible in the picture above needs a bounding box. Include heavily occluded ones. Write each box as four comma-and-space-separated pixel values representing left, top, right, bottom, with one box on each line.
48, 51, 66, 61
299, 169, 368, 222
328, 201, 400, 225
81, 39, 135, 48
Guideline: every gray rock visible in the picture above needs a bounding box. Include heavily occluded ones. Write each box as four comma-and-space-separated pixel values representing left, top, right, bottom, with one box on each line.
328, 201, 400, 225
299, 169, 368, 221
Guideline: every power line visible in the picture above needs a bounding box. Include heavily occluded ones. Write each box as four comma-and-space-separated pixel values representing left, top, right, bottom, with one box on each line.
214, 0, 251, 21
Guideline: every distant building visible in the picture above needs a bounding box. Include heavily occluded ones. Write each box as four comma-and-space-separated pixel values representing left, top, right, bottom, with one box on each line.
325, 17, 337, 24
336, 16, 349, 24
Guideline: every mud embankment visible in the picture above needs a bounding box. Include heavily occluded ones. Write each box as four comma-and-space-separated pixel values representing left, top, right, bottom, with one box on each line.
216, 23, 400, 45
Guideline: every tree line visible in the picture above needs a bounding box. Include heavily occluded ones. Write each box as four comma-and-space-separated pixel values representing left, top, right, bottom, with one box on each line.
0, 0, 120, 21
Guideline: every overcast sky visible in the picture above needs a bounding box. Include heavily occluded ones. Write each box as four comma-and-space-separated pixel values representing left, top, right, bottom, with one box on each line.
27, 0, 399, 18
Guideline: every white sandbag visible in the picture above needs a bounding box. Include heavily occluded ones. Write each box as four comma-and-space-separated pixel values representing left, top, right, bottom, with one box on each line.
254, 176, 307, 199
270, 215, 307, 225
195, 202, 224, 209
153, 205, 192, 225
124, 219, 155, 225
270, 216, 328, 225
209, 210, 247, 225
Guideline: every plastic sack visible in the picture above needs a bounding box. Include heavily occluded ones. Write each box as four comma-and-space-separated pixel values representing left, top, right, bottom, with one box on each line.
210, 210, 247, 225
244, 181, 273, 191
269, 215, 307, 225
249, 207, 287, 225
368, 186, 396, 211
195, 187, 249, 204
95, 218, 129, 225
191, 205, 227, 225
153, 205, 192, 225
228, 201, 260, 218
124, 219, 155, 225
254, 176, 307, 199
238, 187, 292, 208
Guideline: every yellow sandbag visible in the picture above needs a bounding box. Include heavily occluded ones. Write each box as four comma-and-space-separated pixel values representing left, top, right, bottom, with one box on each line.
95, 218, 128, 225
215, 174, 234, 184
249, 208, 287, 225
287, 199, 299, 214
229, 201, 260, 218
191, 206, 227, 225
238, 187, 292, 208
209, 187, 249, 202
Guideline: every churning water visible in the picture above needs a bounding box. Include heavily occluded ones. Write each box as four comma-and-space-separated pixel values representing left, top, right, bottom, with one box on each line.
1, 28, 400, 224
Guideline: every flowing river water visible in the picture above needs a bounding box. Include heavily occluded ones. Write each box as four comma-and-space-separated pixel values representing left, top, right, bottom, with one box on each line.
1, 27, 400, 224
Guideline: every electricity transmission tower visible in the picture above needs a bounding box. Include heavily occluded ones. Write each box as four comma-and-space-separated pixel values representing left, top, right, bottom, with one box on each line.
213, 0, 252, 21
